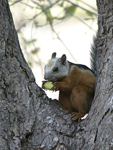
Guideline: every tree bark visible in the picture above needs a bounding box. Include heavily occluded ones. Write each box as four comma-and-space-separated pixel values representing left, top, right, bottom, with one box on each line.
0, 0, 113, 150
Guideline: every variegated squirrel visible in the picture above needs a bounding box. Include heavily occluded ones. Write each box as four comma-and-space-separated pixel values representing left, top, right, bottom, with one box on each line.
44, 37, 97, 121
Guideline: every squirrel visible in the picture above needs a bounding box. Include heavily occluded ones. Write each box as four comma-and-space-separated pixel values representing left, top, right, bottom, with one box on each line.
44, 37, 96, 121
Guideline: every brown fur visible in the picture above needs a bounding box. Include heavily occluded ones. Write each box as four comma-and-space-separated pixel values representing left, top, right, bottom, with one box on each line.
53, 66, 95, 121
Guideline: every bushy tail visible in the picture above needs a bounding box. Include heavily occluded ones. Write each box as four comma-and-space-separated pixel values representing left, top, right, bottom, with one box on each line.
90, 36, 97, 76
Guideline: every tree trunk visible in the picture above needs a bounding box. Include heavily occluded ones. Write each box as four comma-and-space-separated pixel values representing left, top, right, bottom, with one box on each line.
0, 0, 113, 150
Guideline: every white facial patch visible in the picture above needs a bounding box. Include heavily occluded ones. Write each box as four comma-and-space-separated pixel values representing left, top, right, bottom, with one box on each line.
46, 59, 56, 69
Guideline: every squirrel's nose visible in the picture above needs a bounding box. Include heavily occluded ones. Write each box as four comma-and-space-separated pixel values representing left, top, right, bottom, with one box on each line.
44, 74, 47, 80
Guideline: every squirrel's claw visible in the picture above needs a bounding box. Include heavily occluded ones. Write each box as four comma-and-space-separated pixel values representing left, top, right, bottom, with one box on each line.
52, 82, 59, 91
72, 112, 85, 122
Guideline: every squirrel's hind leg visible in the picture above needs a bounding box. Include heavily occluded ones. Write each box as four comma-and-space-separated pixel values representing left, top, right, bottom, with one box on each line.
70, 85, 91, 121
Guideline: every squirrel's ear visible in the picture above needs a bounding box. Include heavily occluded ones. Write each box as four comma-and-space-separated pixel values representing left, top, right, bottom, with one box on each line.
51, 52, 56, 59
61, 54, 66, 65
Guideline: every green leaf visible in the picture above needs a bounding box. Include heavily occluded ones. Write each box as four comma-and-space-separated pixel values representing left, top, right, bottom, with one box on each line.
65, 6, 77, 18
84, 18, 93, 20
86, 11, 94, 17
45, 9, 53, 23
28, 61, 32, 67
34, 20, 39, 27
59, 1, 64, 7
31, 48, 40, 54
55, 16, 65, 20
17, 30, 22, 34
22, 38, 37, 45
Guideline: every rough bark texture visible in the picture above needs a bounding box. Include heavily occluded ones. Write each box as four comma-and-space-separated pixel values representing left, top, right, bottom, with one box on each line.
0, 0, 113, 150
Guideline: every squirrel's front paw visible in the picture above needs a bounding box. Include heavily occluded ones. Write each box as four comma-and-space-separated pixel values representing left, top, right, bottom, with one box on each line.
52, 82, 59, 91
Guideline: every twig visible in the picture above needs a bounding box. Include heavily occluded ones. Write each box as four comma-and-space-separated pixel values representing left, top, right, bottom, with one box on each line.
31, 22, 44, 75
74, 15, 96, 32
20, 1, 34, 9
10, 0, 22, 6
79, 0, 97, 11
63, 6, 96, 32
66, 0, 98, 16
50, 23, 77, 63
31, 0, 42, 7
17, 0, 60, 31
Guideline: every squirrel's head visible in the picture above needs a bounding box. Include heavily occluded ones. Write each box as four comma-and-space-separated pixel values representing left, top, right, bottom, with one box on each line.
44, 52, 69, 82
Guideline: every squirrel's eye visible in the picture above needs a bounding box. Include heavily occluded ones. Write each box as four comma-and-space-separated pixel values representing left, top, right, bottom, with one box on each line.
53, 67, 58, 72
